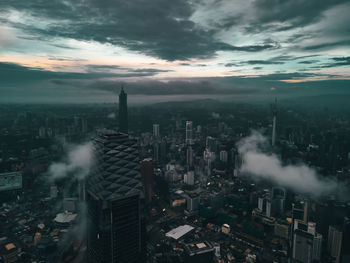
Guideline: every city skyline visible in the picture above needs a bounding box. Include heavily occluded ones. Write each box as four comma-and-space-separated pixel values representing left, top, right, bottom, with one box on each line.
0, 0, 350, 103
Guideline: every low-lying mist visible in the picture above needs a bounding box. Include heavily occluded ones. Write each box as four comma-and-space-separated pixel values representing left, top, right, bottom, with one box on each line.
237, 131, 347, 199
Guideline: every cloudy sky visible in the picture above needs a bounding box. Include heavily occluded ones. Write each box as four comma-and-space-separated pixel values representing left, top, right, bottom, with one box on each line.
0, 0, 349, 103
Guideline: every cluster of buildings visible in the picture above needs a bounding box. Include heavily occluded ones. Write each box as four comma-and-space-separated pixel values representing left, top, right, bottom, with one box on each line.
0, 88, 350, 262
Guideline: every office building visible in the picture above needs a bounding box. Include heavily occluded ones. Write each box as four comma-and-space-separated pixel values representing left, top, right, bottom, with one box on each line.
153, 124, 159, 138
86, 130, 145, 263
119, 86, 128, 133
153, 142, 159, 163
187, 194, 200, 212
184, 171, 194, 186
186, 121, 193, 145
292, 220, 323, 263
219, 150, 228, 163
186, 146, 193, 168
328, 226, 343, 263
292, 229, 314, 263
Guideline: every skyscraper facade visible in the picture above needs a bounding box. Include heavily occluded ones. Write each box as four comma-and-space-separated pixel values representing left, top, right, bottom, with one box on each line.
187, 146, 193, 168
153, 124, 159, 138
328, 226, 343, 263
86, 130, 145, 263
119, 86, 128, 133
186, 121, 193, 145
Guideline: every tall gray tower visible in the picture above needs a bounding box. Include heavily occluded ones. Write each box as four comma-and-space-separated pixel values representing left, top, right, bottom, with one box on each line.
119, 86, 128, 133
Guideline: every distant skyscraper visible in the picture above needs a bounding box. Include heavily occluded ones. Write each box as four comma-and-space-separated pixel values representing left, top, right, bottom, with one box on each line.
186, 121, 193, 145
184, 171, 195, 186
206, 136, 216, 152
153, 142, 159, 163
219, 150, 228, 163
187, 146, 193, 168
86, 130, 145, 263
272, 98, 277, 146
328, 226, 343, 263
119, 86, 128, 133
153, 124, 160, 138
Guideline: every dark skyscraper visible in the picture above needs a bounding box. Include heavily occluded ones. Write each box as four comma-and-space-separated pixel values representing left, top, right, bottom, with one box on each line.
86, 130, 145, 263
119, 86, 128, 133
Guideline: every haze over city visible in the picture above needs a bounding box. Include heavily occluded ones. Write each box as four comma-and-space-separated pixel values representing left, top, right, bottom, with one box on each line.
1, 1, 350, 263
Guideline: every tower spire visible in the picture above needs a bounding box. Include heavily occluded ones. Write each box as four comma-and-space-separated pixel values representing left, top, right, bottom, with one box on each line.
119, 84, 128, 133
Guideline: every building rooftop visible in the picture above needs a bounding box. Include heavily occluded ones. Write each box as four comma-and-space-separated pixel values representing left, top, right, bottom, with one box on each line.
5, 243, 16, 251
165, 225, 194, 240
87, 130, 143, 201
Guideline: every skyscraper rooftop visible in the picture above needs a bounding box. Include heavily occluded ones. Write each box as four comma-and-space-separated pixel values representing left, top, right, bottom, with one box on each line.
87, 130, 143, 200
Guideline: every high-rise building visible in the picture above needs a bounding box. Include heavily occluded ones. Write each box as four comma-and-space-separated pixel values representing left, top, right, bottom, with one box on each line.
86, 130, 145, 263
292, 229, 314, 263
186, 194, 200, 212
184, 171, 194, 186
292, 220, 322, 263
313, 233, 323, 261
328, 226, 343, 263
219, 150, 228, 163
153, 124, 159, 138
153, 142, 159, 163
206, 136, 216, 152
187, 146, 193, 168
119, 86, 128, 133
186, 121, 193, 145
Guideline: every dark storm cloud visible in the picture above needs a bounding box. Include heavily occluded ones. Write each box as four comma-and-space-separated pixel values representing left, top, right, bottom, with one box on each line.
298, 60, 320, 64
245, 60, 284, 65
0, 0, 279, 61
225, 58, 285, 67
252, 0, 348, 28
318, 57, 350, 68
0, 62, 166, 86
304, 40, 350, 51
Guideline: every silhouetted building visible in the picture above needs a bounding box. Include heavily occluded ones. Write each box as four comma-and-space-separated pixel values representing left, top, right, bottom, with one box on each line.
119, 86, 128, 133
86, 130, 145, 263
